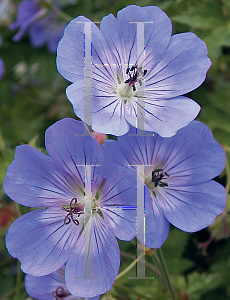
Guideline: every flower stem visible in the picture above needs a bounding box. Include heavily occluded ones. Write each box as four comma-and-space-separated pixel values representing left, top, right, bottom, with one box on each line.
52, 6, 73, 22
115, 252, 144, 281
120, 251, 161, 277
154, 248, 176, 300
14, 261, 22, 300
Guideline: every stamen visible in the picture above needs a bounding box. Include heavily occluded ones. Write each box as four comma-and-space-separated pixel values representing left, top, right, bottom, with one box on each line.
151, 169, 169, 188
52, 287, 70, 299
62, 198, 84, 226
125, 65, 147, 92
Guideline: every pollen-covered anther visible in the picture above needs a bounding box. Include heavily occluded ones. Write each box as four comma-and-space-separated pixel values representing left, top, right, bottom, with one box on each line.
115, 65, 147, 105
62, 197, 84, 226
151, 169, 169, 188
125, 65, 147, 92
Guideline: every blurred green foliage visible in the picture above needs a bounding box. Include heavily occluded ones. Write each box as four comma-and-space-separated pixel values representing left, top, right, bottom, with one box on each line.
0, 0, 230, 299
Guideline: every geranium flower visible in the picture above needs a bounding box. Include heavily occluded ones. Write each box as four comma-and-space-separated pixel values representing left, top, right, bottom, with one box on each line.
102, 121, 226, 248
57, 5, 211, 136
25, 265, 100, 300
4, 118, 136, 298
10, 0, 67, 53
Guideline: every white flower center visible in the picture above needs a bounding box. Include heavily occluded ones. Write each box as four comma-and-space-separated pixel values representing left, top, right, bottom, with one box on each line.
117, 82, 133, 103
113, 65, 147, 105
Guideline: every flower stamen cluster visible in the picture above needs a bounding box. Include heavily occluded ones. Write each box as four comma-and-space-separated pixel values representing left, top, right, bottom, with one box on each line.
51, 286, 70, 299
151, 169, 169, 188
61, 198, 84, 226
124, 65, 147, 92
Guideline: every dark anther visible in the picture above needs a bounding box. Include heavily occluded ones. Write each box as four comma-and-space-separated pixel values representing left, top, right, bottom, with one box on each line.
152, 169, 169, 188
62, 198, 84, 226
52, 287, 71, 299
125, 65, 147, 91
130, 65, 136, 71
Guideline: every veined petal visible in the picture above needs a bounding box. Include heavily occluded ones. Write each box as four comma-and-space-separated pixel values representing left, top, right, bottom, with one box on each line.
5, 208, 80, 276
25, 266, 100, 300
104, 121, 226, 185
56, 16, 90, 83
25, 267, 71, 300
45, 118, 103, 189
3, 145, 76, 207
66, 81, 130, 135
103, 207, 136, 241
102, 140, 128, 169
99, 167, 136, 207
158, 180, 226, 232
138, 190, 170, 248
153, 121, 226, 185
145, 32, 212, 98
100, 5, 172, 67
97, 167, 137, 241
65, 216, 120, 298
125, 96, 200, 137
57, 16, 117, 84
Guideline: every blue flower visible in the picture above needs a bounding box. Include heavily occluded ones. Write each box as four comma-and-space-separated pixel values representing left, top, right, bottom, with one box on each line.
0, 34, 4, 80
10, 0, 66, 53
25, 265, 100, 300
4, 118, 136, 298
57, 5, 211, 136
102, 121, 226, 248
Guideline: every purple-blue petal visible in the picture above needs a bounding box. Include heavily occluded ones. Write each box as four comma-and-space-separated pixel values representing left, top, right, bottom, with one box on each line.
57, 16, 94, 83
66, 81, 130, 135
138, 189, 170, 248
158, 180, 226, 232
29, 20, 47, 48
125, 96, 200, 137
65, 216, 120, 298
25, 266, 100, 300
98, 167, 137, 240
100, 5, 172, 68
145, 32, 212, 98
6, 208, 79, 276
103, 121, 226, 185
0, 58, 4, 80
3, 145, 77, 207
45, 118, 103, 187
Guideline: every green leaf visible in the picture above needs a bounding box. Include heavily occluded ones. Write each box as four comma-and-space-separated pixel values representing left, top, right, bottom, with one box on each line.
173, 4, 225, 30
161, 228, 195, 275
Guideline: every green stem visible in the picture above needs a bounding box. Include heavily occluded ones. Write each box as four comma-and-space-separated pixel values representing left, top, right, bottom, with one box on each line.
120, 251, 161, 277
14, 261, 22, 300
115, 252, 144, 281
151, 251, 164, 278
52, 6, 73, 22
155, 249, 176, 300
